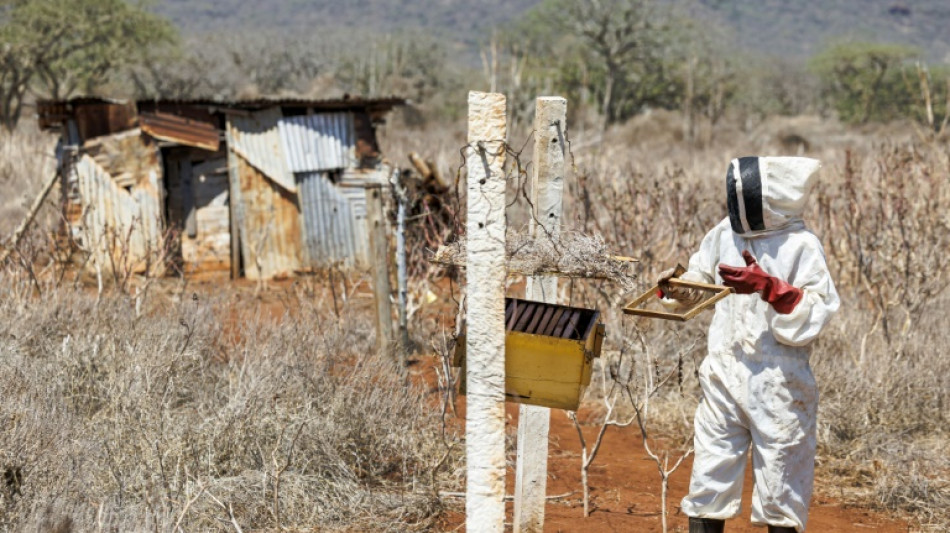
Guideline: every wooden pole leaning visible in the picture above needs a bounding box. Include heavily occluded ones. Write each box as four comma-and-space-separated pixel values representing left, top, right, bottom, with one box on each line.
366, 184, 394, 357
465, 91, 508, 533
0, 170, 59, 266
513, 96, 567, 532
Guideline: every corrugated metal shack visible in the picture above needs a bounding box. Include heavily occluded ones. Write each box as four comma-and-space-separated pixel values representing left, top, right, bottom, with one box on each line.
37, 96, 406, 279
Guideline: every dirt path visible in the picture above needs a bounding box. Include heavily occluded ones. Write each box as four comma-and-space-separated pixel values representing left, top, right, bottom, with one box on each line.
539, 405, 905, 532
439, 398, 908, 532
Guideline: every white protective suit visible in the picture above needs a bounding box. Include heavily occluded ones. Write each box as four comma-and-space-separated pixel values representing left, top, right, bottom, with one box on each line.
676, 156, 840, 532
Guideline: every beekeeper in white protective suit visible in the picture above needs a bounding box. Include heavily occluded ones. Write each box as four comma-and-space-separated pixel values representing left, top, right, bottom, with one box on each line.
657, 156, 840, 533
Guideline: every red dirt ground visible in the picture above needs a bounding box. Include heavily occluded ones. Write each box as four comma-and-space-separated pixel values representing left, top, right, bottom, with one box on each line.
437, 382, 909, 533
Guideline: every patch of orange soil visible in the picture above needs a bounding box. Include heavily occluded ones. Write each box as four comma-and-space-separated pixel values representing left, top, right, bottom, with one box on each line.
433, 378, 908, 533
538, 406, 905, 532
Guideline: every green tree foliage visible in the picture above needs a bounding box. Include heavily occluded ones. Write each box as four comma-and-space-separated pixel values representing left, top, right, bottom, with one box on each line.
810, 41, 919, 124
509, 0, 764, 131
515, 0, 683, 127
0, 0, 178, 129
727, 55, 820, 120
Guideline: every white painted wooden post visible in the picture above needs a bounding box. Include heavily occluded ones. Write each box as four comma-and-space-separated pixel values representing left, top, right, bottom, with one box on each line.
391, 167, 412, 356
513, 96, 567, 533
465, 91, 508, 533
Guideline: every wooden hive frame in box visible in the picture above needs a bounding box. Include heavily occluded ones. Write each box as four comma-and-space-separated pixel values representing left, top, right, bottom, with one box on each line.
454, 297, 606, 411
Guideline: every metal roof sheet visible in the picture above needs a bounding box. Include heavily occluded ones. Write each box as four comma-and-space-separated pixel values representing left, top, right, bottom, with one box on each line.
226, 109, 296, 193
229, 148, 303, 279
38, 95, 406, 114
139, 111, 220, 151
278, 113, 355, 173
75, 155, 163, 273
297, 171, 369, 269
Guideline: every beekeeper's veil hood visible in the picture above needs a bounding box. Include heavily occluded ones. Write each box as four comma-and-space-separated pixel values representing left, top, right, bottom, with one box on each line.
726, 156, 821, 237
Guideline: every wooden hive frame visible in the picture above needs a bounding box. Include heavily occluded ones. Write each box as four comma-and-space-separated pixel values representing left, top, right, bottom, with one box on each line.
622, 266, 734, 322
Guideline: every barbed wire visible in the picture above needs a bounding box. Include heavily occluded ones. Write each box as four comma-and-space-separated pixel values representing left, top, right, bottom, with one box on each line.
438, 131, 638, 292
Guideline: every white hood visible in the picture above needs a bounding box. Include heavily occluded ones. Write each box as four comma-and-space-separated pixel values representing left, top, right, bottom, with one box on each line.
726, 156, 821, 237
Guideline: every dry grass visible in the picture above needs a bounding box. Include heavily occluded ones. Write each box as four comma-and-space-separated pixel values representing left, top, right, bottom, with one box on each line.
0, 274, 461, 531
1, 106, 947, 530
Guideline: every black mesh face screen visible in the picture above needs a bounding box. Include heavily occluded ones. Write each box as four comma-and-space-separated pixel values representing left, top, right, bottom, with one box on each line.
738, 156, 765, 231
726, 162, 742, 233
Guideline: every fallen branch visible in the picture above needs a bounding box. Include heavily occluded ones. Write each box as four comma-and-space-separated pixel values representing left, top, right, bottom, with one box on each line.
0, 170, 59, 266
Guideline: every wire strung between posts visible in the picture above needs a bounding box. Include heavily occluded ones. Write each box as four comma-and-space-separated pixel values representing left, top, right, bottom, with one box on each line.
436, 134, 638, 294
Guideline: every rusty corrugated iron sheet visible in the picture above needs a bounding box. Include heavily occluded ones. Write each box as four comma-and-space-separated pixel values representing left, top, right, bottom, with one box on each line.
37, 96, 407, 129
297, 171, 369, 269
227, 107, 297, 193
278, 113, 355, 172
37, 97, 131, 132
230, 148, 302, 280
295, 166, 393, 269
340, 167, 390, 186
75, 155, 163, 274
136, 101, 218, 126
139, 111, 220, 151
73, 101, 138, 142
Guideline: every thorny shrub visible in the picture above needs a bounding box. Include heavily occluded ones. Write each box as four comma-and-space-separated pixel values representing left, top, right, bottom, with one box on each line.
0, 276, 461, 532
810, 146, 950, 527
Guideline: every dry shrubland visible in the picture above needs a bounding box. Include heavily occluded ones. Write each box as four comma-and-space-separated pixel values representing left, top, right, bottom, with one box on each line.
809, 147, 950, 526
0, 274, 460, 531
0, 110, 948, 530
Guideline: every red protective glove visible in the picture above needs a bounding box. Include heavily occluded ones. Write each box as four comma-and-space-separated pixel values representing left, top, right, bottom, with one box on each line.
718, 251, 803, 314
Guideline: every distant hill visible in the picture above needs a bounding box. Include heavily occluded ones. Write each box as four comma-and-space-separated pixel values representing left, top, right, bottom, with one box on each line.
691, 0, 950, 61
153, 0, 950, 63
154, 0, 542, 49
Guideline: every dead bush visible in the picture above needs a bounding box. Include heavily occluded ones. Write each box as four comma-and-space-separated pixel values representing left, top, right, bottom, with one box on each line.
0, 276, 461, 531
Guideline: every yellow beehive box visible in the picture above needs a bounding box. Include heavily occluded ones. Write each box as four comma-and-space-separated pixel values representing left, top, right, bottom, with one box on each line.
454, 298, 606, 411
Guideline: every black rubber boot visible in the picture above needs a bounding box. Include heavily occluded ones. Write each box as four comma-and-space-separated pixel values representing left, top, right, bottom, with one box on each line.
767, 527, 797, 533
689, 517, 725, 533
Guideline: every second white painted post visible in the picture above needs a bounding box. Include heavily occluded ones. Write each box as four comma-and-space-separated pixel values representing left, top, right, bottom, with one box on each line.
465, 91, 508, 533
513, 96, 567, 533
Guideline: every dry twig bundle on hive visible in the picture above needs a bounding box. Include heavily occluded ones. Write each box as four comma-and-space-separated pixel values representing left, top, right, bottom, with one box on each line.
432, 229, 638, 291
